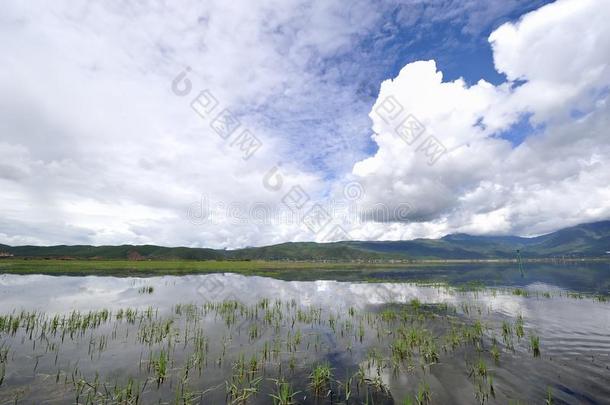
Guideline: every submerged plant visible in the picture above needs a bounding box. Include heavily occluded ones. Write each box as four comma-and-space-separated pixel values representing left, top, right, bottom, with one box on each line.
515, 315, 525, 339
153, 350, 168, 386
545, 386, 553, 404
138, 286, 154, 294
402, 397, 414, 405
490, 339, 500, 364
530, 334, 541, 357
415, 381, 431, 405
310, 363, 333, 395
475, 359, 487, 377
269, 379, 299, 405
0, 345, 8, 387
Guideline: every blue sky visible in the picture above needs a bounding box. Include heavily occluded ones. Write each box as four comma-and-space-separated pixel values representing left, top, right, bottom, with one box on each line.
259, 0, 555, 176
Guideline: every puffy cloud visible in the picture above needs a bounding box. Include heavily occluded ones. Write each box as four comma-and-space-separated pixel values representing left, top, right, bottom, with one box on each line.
348, 0, 610, 238
0, 0, 345, 247
1, 0, 608, 248
489, 0, 610, 123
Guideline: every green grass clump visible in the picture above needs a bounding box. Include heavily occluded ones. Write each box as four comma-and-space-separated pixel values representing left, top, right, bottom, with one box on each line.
270, 379, 299, 405
512, 288, 528, 297
545, 386, 553, 404
530, 334, 541, 357
415, 381, 431, 404
138, 286, 154, 294
515, 315, 525, 339
490, 342, 500, 363
309, 363, 333, 395
0, 345, 7, 387
153, 350, 168, 386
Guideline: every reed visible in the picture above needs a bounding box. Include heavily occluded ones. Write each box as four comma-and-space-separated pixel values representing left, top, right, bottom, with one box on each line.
310, 363, 333, 395
269, 379, 299, 405
530, 334, 541, 357
415, 381, 431, 405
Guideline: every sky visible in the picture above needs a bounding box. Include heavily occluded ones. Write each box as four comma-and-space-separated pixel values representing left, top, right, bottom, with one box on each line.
1, 0, 609, 248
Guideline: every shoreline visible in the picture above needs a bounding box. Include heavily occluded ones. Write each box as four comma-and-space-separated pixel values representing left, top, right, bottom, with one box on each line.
0, 257, 608, 277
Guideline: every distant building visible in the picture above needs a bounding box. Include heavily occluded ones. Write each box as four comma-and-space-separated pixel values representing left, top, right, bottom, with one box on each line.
0, 252, 14, 258
128, 250, 145, 261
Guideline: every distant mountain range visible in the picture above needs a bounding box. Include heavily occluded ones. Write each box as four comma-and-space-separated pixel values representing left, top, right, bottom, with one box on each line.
1, 221, 609, 261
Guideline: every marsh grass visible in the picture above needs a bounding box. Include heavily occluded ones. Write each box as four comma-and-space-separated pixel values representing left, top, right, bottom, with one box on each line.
138, 285, 154, 294
309, 363, 333, 395
0, 294, 549, 404
269, 379, 299, 405
530, 334, 541, 357
415, 381, 431, 405
545, 386, 553, 404
490, 341, 500, 364
0, 345, 7, 386
515, 315, 525, 340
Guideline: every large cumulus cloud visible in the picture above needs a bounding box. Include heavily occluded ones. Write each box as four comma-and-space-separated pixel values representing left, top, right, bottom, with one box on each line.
349, 0, 610, 239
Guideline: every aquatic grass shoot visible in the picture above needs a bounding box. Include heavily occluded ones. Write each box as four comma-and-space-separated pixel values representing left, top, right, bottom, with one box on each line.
310, 363, 333, 395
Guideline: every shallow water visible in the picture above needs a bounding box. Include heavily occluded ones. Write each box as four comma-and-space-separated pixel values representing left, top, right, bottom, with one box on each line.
0, 267, 609, 404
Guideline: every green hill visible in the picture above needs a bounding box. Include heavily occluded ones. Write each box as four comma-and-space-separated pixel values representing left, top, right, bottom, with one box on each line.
1, 220, 609, 261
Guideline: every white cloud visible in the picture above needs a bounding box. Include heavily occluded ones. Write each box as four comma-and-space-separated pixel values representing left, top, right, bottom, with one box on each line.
489, 0, 610, 123
1, 0, 608, 248
347, 0, 610, 239
1, 0, 353, 247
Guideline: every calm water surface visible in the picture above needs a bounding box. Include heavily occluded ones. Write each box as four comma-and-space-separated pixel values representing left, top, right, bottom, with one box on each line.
0, 264, 608, 404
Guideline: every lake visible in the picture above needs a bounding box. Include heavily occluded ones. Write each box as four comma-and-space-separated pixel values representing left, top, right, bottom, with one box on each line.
0, 263, 608, 404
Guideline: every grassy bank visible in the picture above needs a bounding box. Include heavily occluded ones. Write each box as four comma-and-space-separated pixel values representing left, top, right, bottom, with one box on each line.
0, 258, 423, 277
0, 257, 608, 278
